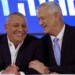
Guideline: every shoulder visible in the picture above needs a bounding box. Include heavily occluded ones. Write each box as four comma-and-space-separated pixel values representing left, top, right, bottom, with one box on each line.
0, 34, 7, 40
24, 34, 42, 44
65, 24, 75, 35
41, 34, 50, 41
26, 34, 40, 41
65, 24, 75, 30
0, 34, 7, 47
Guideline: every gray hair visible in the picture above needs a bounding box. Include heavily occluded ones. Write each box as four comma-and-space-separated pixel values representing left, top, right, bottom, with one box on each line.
39, 1, 62, 15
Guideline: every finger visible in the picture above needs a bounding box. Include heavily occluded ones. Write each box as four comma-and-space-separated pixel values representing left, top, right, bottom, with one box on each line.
29, 61, 36, 65
29, 63, 36, 68
2, 70, 8, 74
11, 64, 19, 70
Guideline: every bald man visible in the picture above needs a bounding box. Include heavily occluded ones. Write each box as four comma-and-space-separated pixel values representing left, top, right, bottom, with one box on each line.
0, 12, 44, 75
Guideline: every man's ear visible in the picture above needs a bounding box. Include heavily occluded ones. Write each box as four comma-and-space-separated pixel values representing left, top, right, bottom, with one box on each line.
4, 24, 8, 31
54, 12, 58, 19
4, 24, 6, 29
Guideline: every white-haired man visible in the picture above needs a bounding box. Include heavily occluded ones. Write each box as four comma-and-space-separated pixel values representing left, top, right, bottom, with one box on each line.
29, 1, 75, 74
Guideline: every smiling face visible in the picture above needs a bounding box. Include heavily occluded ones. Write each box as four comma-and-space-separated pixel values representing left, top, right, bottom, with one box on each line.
38, 6, 57, 35
5, 14, 27, 46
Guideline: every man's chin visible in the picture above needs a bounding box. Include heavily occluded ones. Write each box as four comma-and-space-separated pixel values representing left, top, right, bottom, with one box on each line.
44, 30, 49, 34
15, 38, 24, 42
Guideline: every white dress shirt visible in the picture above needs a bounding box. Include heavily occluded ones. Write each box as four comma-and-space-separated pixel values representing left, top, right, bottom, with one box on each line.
50, 25, 65, 65
8, 37, 23, 64
51, 24, 65, 50
1, 37, 25, 75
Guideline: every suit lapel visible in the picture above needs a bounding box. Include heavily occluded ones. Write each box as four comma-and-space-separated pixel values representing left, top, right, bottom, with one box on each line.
44, 35, 57, 66
61, 25, 72, 65
1, 35, 11, 66
15, 34, 30, 66
49, 35, 57, 65
15, 43, 25, 66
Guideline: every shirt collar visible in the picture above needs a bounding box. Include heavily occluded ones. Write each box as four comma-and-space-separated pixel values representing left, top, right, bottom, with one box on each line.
7, 36, 24, 49
51, 24, 65, 41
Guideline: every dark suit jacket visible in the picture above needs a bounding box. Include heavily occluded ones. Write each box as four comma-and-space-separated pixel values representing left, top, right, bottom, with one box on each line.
41, 24, 75, 74
0, 34, 44, 74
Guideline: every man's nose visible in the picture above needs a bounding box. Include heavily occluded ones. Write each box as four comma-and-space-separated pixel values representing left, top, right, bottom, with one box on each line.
18, 26, 23, 31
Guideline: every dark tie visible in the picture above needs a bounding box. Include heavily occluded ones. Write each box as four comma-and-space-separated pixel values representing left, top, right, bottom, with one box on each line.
53, 38, 61, 65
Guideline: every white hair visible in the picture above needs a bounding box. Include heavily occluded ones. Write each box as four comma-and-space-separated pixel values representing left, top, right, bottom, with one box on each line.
39, 1, 62, 15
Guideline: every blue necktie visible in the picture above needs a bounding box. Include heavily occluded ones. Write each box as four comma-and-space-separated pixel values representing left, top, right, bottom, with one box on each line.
53, 38, 61, 65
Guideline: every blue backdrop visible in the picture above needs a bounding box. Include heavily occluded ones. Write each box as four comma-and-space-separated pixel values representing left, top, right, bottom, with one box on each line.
0, 0, 75, 36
